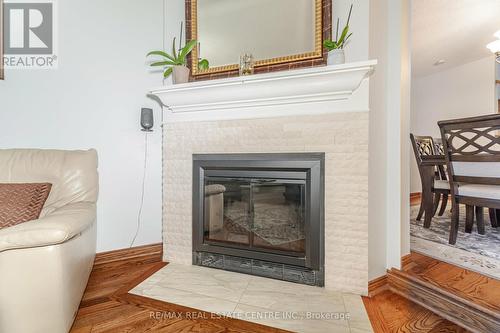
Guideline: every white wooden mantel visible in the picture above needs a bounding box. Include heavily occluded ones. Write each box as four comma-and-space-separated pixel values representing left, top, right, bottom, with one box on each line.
150, 60, 377, 123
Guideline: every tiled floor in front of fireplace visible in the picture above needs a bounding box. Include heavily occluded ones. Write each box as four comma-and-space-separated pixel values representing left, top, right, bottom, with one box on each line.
130, 263, 373, 333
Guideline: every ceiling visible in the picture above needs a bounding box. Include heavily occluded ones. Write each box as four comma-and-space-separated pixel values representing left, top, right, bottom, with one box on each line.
412, 0, 500, 77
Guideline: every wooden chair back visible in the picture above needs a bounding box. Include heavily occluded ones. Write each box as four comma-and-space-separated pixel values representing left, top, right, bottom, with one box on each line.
410, 134, 447, 182
433, 137, 447, 180
438, 114, 500, 187
410, 134, 436, 166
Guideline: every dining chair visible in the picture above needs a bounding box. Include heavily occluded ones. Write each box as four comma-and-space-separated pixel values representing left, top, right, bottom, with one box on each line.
432, 137, 450, 216
436, 136, 496, 233
439, 114, 500, 244
410, 134, 450, 227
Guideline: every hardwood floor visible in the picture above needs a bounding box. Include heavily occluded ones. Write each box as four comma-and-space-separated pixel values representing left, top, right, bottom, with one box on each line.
410, 192, 422, 206
93, 243, 163, 266
71, 250, 290, 333
72, 246, 497, 333
401, 252, 500, 316
363, 252, 500, 333
363, 290, 468, 333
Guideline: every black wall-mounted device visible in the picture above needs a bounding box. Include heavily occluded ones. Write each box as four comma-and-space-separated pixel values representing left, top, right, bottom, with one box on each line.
140, 108, 154, 132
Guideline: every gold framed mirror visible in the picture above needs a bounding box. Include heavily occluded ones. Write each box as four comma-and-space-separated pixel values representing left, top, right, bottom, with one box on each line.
186, 0, 331, 80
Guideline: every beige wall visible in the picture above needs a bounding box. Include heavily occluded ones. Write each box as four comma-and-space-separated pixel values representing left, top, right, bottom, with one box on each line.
410, 56, 497, 193
368, 0, 412, 279
0, 0, 164, 251
163, 112, 369, 294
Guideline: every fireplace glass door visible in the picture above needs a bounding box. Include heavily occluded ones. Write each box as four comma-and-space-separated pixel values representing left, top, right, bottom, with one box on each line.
204, 177, 306, 256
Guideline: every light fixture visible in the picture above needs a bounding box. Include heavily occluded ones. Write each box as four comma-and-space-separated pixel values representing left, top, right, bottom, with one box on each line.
487, 30, 500, 64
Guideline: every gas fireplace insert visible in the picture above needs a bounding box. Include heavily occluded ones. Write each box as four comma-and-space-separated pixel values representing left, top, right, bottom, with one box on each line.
192, 153, 324, 286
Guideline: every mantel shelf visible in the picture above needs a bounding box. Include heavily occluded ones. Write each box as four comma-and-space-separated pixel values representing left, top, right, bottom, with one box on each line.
150, 60, 377, 122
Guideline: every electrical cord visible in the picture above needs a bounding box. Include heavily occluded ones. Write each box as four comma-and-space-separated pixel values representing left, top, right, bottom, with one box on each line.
130, 131, 149, 248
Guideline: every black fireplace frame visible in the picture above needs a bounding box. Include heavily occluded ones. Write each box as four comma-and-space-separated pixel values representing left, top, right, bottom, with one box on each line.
192, 153, 324, 276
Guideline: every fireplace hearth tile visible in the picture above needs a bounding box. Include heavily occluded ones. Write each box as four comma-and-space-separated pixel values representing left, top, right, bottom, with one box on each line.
240, 278, 346, 314
131, 263, 373, 333
233, 303, 351, 333
342, 294, 373, 332
138, 285, 238, 314
154, 263, 251, 303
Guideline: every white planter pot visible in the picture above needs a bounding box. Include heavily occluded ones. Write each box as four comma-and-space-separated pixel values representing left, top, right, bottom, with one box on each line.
172, 65, 190, 84
327, 49, 345, 65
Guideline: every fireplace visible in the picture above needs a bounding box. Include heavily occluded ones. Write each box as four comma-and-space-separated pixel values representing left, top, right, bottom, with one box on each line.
192, 153, 324, 286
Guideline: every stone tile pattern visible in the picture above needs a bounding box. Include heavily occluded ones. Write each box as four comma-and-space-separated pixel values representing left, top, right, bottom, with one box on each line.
163, 112, 369, 295
131, 263, 374, 333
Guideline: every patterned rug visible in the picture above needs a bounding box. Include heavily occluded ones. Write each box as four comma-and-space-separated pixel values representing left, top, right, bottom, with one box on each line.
410, 206, 500, 260
225, 202, 305, 246
411, 205, 500, 279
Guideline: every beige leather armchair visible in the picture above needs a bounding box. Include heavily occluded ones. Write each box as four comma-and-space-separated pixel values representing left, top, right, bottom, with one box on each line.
0, 149, 98, 333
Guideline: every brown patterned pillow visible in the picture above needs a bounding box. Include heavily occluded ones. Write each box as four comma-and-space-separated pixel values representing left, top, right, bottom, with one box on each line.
0, 183, 52, 229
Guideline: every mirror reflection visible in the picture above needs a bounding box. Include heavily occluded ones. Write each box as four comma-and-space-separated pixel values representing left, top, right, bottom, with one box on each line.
195, 0, 319, 69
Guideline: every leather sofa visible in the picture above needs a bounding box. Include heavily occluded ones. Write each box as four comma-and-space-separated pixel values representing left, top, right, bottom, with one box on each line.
0, 149, 98, 333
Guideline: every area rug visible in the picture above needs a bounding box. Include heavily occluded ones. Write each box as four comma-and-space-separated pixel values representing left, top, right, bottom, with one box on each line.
224, 202, 305, 246
410, 205, 500, 279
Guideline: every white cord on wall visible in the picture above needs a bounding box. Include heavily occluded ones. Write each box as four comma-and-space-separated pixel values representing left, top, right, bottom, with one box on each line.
130, 1, 167, 249
130, 132, 149, 248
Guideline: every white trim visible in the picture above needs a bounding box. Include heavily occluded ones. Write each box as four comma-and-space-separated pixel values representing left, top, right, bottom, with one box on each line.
385, 0, 411, 271
150, 61, 376, 123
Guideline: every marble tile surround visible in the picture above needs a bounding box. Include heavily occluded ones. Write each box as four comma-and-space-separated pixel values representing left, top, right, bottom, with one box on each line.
163, 112, 369, 294
131, 263, 374, 333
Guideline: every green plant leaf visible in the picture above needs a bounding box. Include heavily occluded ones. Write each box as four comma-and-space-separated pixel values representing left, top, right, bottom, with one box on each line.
146, 50, 175, 61
150, 61, 176, 67
172, 37, 178, 60
336, 18, 340, 41
163, 67, 173, 78
340, 33, 353, 49
346, 4, 353, 27
198, 59, 209, 70
323, 39, 338, 51
337, 25, 349, 46
178, 40, 197, 65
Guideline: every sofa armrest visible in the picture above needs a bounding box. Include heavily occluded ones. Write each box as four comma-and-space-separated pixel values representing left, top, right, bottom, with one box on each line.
0, 202, 96, 253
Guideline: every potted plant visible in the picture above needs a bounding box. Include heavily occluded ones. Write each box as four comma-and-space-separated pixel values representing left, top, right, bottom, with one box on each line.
323, 4, 353, 65
198, 58, 209, 70
147, 37, 197, 84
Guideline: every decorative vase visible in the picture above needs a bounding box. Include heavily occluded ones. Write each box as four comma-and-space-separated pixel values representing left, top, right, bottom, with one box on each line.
239, 53, 255, 76
327, 49, 345, 65
172, 65, 190, 84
